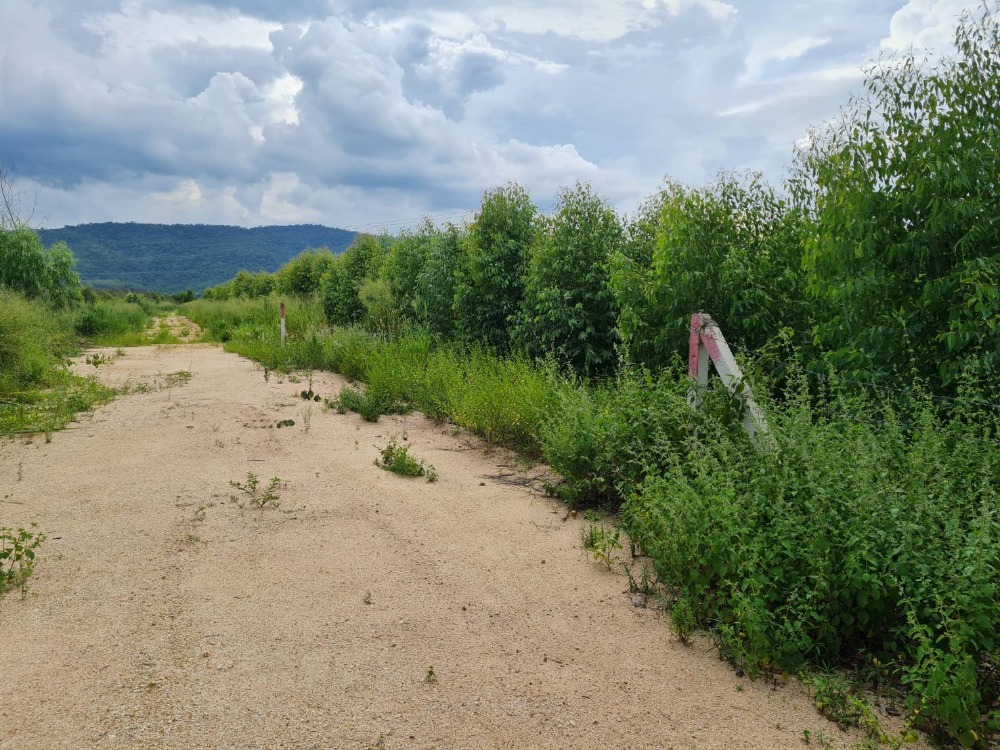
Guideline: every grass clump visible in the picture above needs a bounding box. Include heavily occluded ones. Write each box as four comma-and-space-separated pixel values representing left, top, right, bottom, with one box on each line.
375, 436, 437, 482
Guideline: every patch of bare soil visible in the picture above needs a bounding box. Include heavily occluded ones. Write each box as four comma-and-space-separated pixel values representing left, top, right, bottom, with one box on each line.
0, 345, 912, 749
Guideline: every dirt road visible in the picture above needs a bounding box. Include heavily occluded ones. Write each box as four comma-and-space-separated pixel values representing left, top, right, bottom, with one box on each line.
1, 343, 874, 749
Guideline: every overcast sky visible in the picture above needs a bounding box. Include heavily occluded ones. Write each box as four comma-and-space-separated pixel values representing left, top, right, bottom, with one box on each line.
0, 0, 980, 230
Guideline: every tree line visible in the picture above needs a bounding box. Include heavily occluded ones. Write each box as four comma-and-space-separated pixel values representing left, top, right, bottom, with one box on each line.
209, 3, 999, 397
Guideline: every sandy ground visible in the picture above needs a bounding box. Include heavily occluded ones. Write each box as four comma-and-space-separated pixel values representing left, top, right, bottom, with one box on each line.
0, 342, 898, 750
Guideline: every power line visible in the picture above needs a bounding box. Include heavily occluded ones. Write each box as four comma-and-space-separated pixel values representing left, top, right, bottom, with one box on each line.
344, 208, 477, 233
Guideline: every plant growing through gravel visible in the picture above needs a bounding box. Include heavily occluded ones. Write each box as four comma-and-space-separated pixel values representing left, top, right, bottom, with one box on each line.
0, 523, 46, 602
229, 472, 284, 508
375, 436, 438, 482
580, 514, 621, 570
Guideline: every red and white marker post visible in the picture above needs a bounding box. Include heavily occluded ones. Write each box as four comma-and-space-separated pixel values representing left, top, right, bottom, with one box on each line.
687, 312, 769, 445
280, 302, 286, 347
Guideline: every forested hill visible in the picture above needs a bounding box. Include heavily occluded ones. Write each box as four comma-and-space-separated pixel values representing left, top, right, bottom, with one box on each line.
37, 223, 356, 294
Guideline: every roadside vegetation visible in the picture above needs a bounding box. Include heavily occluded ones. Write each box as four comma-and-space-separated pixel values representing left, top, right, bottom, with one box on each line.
0, 210, 187, 436
185, 8, 1000, 745
2, 5, 997, 744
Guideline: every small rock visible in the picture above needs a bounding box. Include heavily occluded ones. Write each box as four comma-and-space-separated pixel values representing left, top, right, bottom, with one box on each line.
632, 595, 647, 609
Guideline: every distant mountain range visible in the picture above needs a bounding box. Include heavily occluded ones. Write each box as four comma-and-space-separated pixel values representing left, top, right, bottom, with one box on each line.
37, 222, 356, 294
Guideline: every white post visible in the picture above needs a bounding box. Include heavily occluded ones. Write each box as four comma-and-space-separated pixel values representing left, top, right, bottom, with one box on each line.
280, 302, 286, 347
687, 312, 769, 444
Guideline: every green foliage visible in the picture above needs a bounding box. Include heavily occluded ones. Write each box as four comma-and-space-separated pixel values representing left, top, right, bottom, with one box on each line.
0, 524, 47, 602
73, 299, 151, 342
611, 173, 808, 370
375, 436, 438, 482
380, 221, 433, 323
229, 472, 283, 508
0, 227, 82, 307
539, 366, 695, 506
0, 290, 73, 393
804, 673, 886, 741
791, 3, 1000, 390
358, 278, 406, 338
446, 348, 555, 450
337, 385, 386, 422
518, 182, 622, 376
321, 233, 386, 326
413, 223, 464, 338
622, 376, 999, 745
580, 518, 622, 570
610, 191, 669, 368
275, 248, 337, 297
203, 269, 276, 300
454, 183, 537, 351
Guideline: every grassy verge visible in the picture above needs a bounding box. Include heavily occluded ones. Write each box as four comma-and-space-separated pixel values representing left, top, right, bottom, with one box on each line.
0, 291, 116, 437
184, 296, 999, 746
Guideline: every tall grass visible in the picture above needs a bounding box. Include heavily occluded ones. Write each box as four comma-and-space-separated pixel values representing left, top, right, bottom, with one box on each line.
185, 296, 558, 450
0, 291, 114, 435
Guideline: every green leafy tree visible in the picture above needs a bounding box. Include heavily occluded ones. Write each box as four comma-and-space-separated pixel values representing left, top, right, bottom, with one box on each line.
229, 270, 275, 299
790, 3, 1000, 388
454, 183, 537, 351
321, 234, 386, 326
414, 223, 464, 339
380, 221, 434, 323
518, 182, 622, 376
275, 248, 336, 297
610, 191, 669, 368
611, 173, 807, 369
0, 228, 82, 308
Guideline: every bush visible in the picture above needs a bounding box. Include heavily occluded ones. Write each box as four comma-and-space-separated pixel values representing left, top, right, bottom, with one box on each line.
453, 183, 537, 351
0, 228, 82, 307
611, 173, 808, 370
622, 377, 999, 745
275, 248, 336, 297
539, 365, 697, 506
73, 299, 150, 341
321, 234, 385, 326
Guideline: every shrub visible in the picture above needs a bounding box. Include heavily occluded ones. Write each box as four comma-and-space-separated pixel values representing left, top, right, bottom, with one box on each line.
275, 248, 336, 297
517, 182, 622, 376
611, 173, 808, 370
622, 377, 999, 745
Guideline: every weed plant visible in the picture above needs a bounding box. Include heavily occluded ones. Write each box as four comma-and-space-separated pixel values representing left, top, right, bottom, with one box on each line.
622, 373, 999, 746
0, 524, 46, 602
375, 436, 438, 482
580, 514, 622, 570
229, 472, 284, 508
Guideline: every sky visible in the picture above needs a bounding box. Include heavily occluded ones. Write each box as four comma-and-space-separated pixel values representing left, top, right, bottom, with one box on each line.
0, 0, 982, 231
